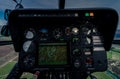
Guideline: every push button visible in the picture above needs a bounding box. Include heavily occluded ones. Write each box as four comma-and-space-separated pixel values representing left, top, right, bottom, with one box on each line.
74, 59, 80, 68
86, 57, 93, 67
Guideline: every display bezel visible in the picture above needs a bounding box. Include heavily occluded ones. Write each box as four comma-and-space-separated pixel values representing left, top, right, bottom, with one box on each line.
36, 42, 70, 68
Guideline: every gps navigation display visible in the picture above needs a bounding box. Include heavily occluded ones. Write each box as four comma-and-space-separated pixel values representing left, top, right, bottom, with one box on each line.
38, 43, 68, 65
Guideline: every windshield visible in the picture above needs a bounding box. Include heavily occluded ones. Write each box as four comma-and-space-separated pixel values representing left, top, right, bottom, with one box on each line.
0, 0, 120, 79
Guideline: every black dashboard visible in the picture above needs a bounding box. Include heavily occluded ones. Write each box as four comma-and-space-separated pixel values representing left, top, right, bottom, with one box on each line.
7, 8, 118, 79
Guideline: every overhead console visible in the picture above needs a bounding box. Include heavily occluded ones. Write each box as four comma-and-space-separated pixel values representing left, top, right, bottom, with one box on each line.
7, 8, 118, 79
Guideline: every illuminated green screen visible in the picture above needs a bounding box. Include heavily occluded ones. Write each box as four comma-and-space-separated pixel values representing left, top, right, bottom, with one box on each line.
38, 43, 68, 65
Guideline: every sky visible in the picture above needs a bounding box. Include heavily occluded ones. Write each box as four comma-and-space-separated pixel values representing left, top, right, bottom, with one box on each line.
0, 0, 120, 29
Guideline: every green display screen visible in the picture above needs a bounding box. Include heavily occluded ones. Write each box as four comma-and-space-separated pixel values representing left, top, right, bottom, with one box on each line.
38, 43, 68, 65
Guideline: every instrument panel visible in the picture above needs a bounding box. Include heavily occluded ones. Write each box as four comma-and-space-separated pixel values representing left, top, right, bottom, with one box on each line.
8, 8, 118, 74
9, 8, 118, 52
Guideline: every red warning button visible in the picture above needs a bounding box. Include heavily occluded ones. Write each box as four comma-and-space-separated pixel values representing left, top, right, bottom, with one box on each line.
90, 12, 94, 17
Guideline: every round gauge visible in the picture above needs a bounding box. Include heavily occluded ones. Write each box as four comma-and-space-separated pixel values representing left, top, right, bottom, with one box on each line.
82, 27, 89, 35
82, 27, 92, 36
81, 22, 94, 35
53, 28, 62, 39
23, 41, 32, 52
39, 28, 48, 37
87, 30, 91, 35
25, 29, 35, 39
86, 37, 91, 44
72, 27, 79, 35
23, 55, 35, 69
65, 27, 71, 35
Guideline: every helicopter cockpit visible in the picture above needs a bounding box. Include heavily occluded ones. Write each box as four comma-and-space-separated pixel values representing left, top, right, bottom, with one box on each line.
0, 0, 119, 79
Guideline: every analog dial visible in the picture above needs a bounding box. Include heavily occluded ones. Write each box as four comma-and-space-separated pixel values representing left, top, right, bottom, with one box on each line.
23, 41, 32, 52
